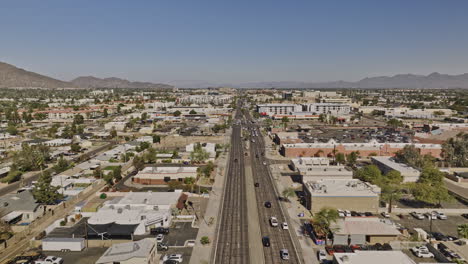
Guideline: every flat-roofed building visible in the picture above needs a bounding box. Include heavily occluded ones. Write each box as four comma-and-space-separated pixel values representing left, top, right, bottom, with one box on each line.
291, 157, 353, 181
96, 238, 158, 264
371, 156, 420, 182
333, 251, 415, 264
133, 166, 198, 185
331, 217, 401, 245
256, 103, 302, 116
306, 103, 351, 115
303, 179, 381, 213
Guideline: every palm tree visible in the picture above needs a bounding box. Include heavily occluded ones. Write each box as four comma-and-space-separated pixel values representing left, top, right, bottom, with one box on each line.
313, 207, 339, 245
282, 187, 296, 202
458, 223, 468, 239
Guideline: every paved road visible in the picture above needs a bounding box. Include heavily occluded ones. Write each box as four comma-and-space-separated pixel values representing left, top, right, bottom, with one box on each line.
213, 108, 250, 264
444, 178, 468, 200
246, 113, 304, 264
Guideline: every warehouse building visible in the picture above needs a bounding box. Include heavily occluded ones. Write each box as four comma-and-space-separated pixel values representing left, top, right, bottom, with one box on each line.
331, 217, 401, 245
133, 166, 198, 185
371, 156, 420, 182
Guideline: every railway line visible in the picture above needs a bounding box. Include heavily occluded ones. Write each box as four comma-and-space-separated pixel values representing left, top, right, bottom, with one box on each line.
214, 109, 250, 264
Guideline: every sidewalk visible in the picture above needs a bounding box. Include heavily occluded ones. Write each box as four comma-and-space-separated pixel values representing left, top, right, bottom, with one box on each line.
189, 130, 231, 264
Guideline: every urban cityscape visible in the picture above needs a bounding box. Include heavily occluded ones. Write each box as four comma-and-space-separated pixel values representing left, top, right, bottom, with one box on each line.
1, 1, 468, 264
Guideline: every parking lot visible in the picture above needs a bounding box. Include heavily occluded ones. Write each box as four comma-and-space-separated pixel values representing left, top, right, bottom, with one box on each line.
395, 214, 468, 237
402, 249, 439, 263
165, 221, 198, 246
43, 247, 108, 264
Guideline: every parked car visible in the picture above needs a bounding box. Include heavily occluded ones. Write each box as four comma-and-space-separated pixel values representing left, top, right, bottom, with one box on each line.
425, 212, 437, 220
270, 217, 279, 227
344, 210, 351, 217
151, 227, 169, 234
158, 243, 169, 251
462, 213, 468, 219
411, 246, 434, 258
162, 254, 183, 263
262, 236, 271, 247
381, 212, 390, 218
254, 182, 260, 187
317, 249, 327, 262
264, 201, 272, 208
280, 249, 290, 260
432, 232, 448, 241
156, 234, 164, 243
410, 211, 425, 220
281, 222, 289, 230
364, 212, 374, 217
263, 161, 267, 166
436, 212, 447, 220
338, 210, 345, 218
34, 256, 63, 264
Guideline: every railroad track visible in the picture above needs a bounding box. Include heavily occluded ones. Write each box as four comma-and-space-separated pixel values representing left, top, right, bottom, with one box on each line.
214, 110, 250, 264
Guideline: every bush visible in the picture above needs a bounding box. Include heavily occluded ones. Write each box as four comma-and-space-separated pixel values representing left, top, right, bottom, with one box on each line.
200, 236, 210, 245
100, 193, 107, 199
60, 221, 66, 226
0, 170, 22, 184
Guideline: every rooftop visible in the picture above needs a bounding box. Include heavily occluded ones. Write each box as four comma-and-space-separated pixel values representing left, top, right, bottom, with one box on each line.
95, 238, 155, 264
371, 156, 420, 174
305, 179, 380, 197
332, 217, 401, 236
333, 251, 415, 264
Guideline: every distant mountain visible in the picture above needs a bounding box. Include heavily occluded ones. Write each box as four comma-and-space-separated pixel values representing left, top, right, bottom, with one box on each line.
174, 73, 468, 89
0, 61, 71, 88
71, 76, 173, 89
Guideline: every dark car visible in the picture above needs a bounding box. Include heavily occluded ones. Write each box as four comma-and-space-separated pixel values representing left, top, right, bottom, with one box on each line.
262, 236, 271, 247
254, 182, 260, 187
350, 211, 358, 216
151, 227, 170, 235
462, 213, 468, 219
364, 212, 374, 217
432, 232, 448, 241
374, 243, 384, 250
382, 243, 392, 251
264, 201, 272, 208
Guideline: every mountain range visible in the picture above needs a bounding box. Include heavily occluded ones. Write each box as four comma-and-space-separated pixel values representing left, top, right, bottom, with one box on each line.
1, 61, 468, 89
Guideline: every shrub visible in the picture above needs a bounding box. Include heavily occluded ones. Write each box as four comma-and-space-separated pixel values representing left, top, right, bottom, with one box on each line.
200, 236, 210, 245
100, 193, 107, 199
60, 221, 66, 226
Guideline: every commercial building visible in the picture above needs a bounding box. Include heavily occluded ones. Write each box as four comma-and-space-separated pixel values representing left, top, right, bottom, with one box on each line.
290, 157, 353, 181
87, 191, 185, 237
95, 238, 158, 264
273, 132, 302, 145
256, 104, 302, 116
303, 179, 381, 213
333, 251, 415, 264
281, 139, 442, 159
133, 166, 198, 185
371, 156, 420, 182
331, 217, 401, 245
306, 103, 351, 116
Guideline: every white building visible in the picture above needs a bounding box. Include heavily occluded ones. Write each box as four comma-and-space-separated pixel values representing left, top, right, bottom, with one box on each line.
256, 104, 302, 116
104, 121, 128, 131
333, 251, 416, 264
306, 103, 351, 115
291, 157, 353, 181
371, 156, 420, 182
88, 191, 183, 235
133, 166, 198, 185
95, 238, 158, 264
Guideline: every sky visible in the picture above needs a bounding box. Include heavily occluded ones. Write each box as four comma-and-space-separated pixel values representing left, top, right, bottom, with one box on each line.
1, 0, 468, 85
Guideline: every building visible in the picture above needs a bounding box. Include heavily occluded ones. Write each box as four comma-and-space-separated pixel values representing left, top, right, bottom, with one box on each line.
104, 121, 128, 131
0, 191, 45, 225
281, 139, 442, 159
371, 156, 420, 182
256, 104, 302, 116
331, 217, 401, 245
88, 191, 185, 237
303, 179, 380, 213
333, 251, 415, 264
133, 166, 198, 185
95, 238, 158, 264
273, 132, 302, 145
186, 142, 216, 158
290, 157, 353, 181
306, 103, 351, 116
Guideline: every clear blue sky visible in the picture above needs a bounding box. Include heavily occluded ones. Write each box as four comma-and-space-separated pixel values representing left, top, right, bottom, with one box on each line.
2, 0, 468, 84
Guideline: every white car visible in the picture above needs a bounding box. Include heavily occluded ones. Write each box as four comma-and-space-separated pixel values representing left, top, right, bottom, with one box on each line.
426, 212, 437, 220
410, 212, 425, 220
34, 256, 63, 264
281, 222, 289, 230
411, 246, 429, 253
162, 254, 183, 263
263, 161, 267, 166
344, 210, 351, 217
317, 249, 327, 261
280, 249, 290, 260
338, 210, 345, 218
156, 234, 164, 243
415, 250, 434, 258
436, 212, 447, 220
270, 217, 279, 227
381, 212, 390, 218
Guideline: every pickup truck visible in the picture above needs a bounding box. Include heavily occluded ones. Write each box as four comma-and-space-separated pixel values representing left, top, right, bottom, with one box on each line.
34, 256, 64, 264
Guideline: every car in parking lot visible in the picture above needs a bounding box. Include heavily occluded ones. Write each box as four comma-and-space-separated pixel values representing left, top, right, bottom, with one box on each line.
411, 246, 434, 258
156, 234, 164, 243
432, 232, 448, 241
281, 222, 289, 230
162, 254, 183, 263
151, 227, 169, 235
317, 249, 327, 262
425, 211, 437, 220
338, 209, 345, 218
436, 212, 447, 220
262, 236, 271, 247
410, 211, 425, 220
270, 217, 279, 227
157, 242, 169, 251
280, 249, 289, 260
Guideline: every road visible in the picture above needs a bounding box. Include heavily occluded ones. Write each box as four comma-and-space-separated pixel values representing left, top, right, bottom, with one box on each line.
246, 113, 303, 264
213, 108, 250, 264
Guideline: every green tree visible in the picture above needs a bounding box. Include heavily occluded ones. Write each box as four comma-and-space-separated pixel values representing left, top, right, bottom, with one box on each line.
144, 147, 157, 163
73, 114, 84, 125
103, 171, 114, 186
281, 116, 290, 129
282, 187, 296, 202
132, 155, 145, 171
103, 108, 108, 118
184, 177, 196, 185
0, 169, 22, 184
385, 170, 403, 184
110, 128, 118, 138
112, 166, 122, 181
152, 134, 161, 143
200, 161, 215, 177
6, 124, 18, 135
200, 236, 210, 245
70, 143, 81, 153
395, 145, 421, 168
53, 156, 71, 173
335, 153, 345, 165
312, 207, 339, 245
387, 118, 404, 128
380, 183, 402, 213
32, 171, 62, 205
173, 110, 182, 117
355, 165, 382, 184
458, 223, 468, 239
190, 143, 210, 163
141, 112, 148, 120
189, 109, 197, 115
346, 151, 359, 166
442, 133, 468, 167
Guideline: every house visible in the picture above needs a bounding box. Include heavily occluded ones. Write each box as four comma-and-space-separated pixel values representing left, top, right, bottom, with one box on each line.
331, 217, 401, 245
95, 238, 158, 264
0, 191, 45, 225
371, 156, 420, 182
333, 251, 415, 264
104, 121, 127, 131
303, 179, 381, 213
133, 166, 198, 185
87, 191, 185, 238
